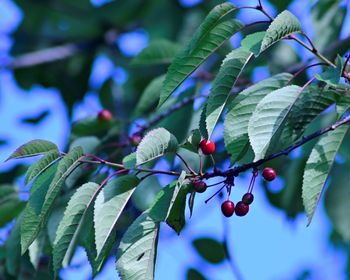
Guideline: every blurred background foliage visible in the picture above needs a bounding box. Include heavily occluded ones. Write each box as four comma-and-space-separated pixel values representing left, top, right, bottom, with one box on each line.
1, 0, 350, 279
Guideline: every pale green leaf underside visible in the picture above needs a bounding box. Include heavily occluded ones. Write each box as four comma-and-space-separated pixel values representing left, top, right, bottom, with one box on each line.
21, 147, 83, 254
6, 139, 58, 161
159, 3, 242, 106
132, 40, 180, 66
116, 211, 159, 280
206, 48, 252, 137
25, 149, 61, 185
94, 175, 140, 260
248, 85, 302, 161
53, 182, 99, 274
260, 10, 301, 53
224, 73, 292, 162
302, 126, 349, 225
136, 128, 178, 165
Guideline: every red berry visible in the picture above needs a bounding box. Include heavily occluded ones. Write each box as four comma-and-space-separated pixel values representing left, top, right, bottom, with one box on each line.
193, 181, 207, 193
98, 109, 113, 122
235, 201, 249, 216
130, 134, 142, 146
242, 193, 254, 205
262, 167, 276, 181
221, 200, 235, 217
199, 139, 216, 155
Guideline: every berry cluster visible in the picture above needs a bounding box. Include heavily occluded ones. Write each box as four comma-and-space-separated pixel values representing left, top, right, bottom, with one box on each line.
192, 138, 278, 219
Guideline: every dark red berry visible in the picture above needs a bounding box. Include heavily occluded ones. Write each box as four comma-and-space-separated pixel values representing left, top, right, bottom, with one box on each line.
199, 139, 216, 155
98, 109, 113, 122
130, 134, 142, 146
242, 193, 254, 205
193, 181, 207, 193
221, 200, 235, 217
262, 167, 276, 181
235, 201, 249, 216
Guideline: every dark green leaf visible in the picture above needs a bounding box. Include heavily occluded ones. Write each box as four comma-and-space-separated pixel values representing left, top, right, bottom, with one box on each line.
192, 238, 225, 264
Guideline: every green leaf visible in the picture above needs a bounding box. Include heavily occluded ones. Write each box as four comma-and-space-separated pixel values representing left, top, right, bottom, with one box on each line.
188, 190, 196, 217
248, 85, 302, 160
206, 48, 252, 137
6, 139, 58, 161
241, 31, 266, 56
21, 163, 58, 254
116, 211, 160, 280
199, 103, 209, 139
70, 136, 100, 154
182, 129, 202, 153
136, 128, 178, 165
280, 86, 340, 146
132, 40, 180, 66
133, 75, 165, 117
25, 149, 61, 184
315, 56, 343, 87
192, 237, 225, 264
159, 3, 242, 106
5, 217, 21, 276
302, 125, 349, 225
0, 184, 25, 227
325, 163, 350, 241
94, 175, 140, 262
186, 268, 207, 280
165, 171, 189, 234
21, 147, 83, 254
53, 182, 99, 274
260, 10, 301, 53
224, 73, 292, 162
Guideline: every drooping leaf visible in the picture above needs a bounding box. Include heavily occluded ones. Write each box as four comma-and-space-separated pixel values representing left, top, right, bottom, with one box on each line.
165, 171, 189, 234
132, 40, 180, 66
21, 147, 83, 254
248, 85, 302, 160
188, 190, 196, 217
116, 211, 160, 280
133, 75, 165, 117
192, 237, 225, 264
25, 149, 61, 184
6, 139, 58, 161
224, 73, 292, 162
94, 175, 140, 263
136, 128, 178, 165
260, 10, 301, 53
5, 217, 21, 276
206, 48, 252, 137
159, 3, 242, 106
302, 125, 349, 225
53, 182, 99, 274
241, 31, 266, 56
315, 56, 344, 87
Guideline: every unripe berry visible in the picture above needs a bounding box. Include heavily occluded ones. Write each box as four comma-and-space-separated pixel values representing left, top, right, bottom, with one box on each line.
262, 167, 276, 181
235, 201, 249, 216
242, 193, 254, 205
192, 181, 207, 193
221, 200, 235, 217
98, 109, 113, 122
199, 139, 216, 155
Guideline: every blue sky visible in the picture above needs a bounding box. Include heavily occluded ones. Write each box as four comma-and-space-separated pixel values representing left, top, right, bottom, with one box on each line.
0, 0, 349, 279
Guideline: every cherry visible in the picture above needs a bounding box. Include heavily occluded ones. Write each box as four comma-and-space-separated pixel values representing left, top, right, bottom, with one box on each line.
262, 167, 276, 181
235, 201, 249, 216
221, 200, 235, 217
199, 139, 216, 155
192, 181, 207, 193
98, 109, 113, 122
242, 193, 254, 205
130, 134, 142, 146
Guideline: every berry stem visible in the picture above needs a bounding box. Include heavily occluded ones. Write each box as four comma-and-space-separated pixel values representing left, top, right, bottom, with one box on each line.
205, 184, 227, 203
